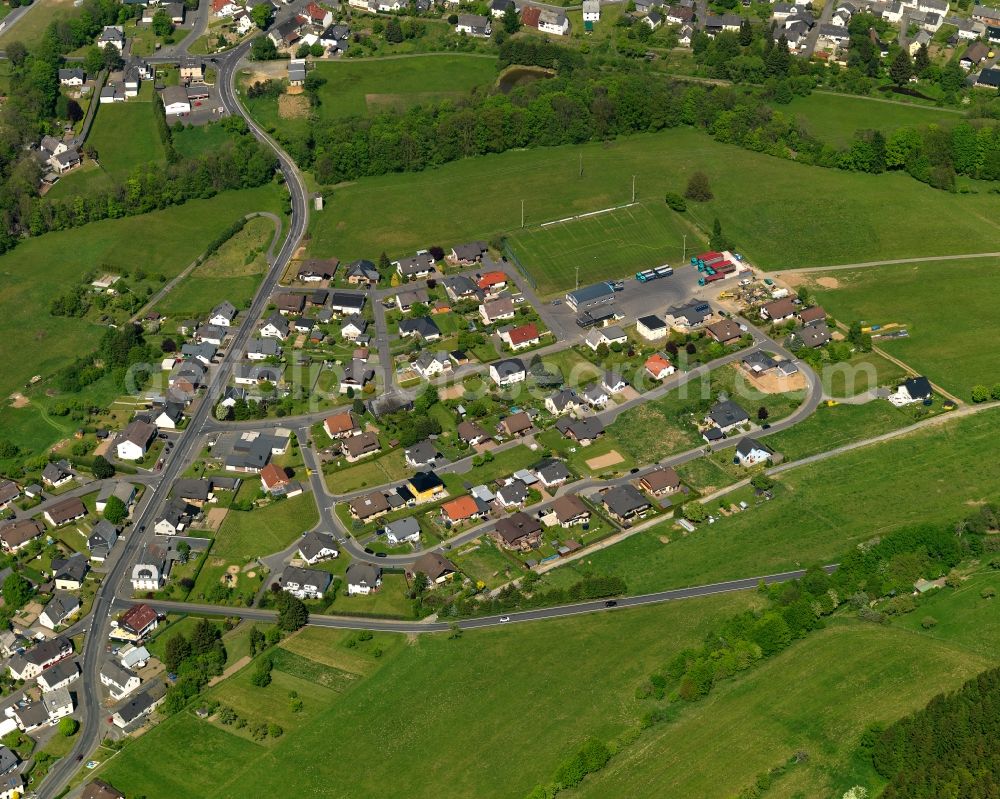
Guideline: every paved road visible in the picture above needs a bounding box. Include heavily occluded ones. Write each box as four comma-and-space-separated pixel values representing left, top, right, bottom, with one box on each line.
38, 34, 312, 799
120, 564, 838, 633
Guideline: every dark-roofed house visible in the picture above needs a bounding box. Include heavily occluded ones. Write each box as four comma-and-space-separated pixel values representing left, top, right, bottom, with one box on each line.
706, 319, 744, 344
636, 314, 668, 341
546, 388, 582, 416
52, 552, 89, 589
394, 253, 435, 279
116, 419, 156, 461
8, 635, 73, 680
457, 420, 489, 446
639, 467, 681, 497
38, 658, 80, 693
549, 494, 590, 527
603, 484, 652, 523
100, 662, 141, 702
0, 519, 45, 553
554, 416, 604, 446
172, 478, 214, 504
488, 358, 526, 387
42, 460, 73, 487
492, 511, 543, 550
760, 297, 797, 322
276, 293, 306, 315
797, 306, 826, 325
39, 591, 81, 630
735, 437, 774, 467
496, 479, 528, 508
407, 471, 446, 503
535, 458, 571, 488
384, 516, 421, 545
411, 551, 458, 585
449, 241, 488, 264
665, 300, 713, 330
297, 258, 338, 282
346, 562, 382, 595
277, 566, 332, 599
0, 480, 19, 509
154, 497, 190, 536
404, 440, 441, 469
112, 686, 166, 729
742, 351, 777, 374
95, 481, 135, 514
44, 496, 87, 527
349, 491, 391, 521
346, 259, 380, 286
298, 532, 339, 564
500, 412, 532, 438
888, 375, 933, 407
398, 316, 441, 341
131, 543, 169, 591
792, 322, 832, 349
81, 780, 127, 799
706, 399, 750, 433
344, 431, 381, 462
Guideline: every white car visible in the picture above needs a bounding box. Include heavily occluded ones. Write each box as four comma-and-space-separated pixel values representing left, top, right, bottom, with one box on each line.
499, 616, 510, 623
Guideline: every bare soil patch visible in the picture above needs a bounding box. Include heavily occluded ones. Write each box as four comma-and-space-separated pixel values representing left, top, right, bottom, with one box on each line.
816, 276, 840, 289
440, 384, 465, 401
745, 368, 807, 394
205, 508, 228, 531
278, 94, 310, 119
586, 450, 625, 470
8, 393, 28, 408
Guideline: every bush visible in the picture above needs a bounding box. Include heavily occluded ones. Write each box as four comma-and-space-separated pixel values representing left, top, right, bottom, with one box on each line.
684, 171, 713, 201
664, 192, 687, 212
920, 615, 937, 629
59, 717, 79, 737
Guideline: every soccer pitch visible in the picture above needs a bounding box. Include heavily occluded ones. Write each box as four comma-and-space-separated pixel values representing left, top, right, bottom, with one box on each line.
505, 201, 698, 296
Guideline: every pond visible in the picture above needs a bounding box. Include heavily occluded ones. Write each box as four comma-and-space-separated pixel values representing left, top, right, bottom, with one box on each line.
497, 66, 556, 94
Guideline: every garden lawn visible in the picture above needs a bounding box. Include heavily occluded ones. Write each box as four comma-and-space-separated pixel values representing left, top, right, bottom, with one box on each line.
506, 200, 700, 296
569, 619, 992, 799
551, 406, 1000, 594
821, 350, 907, 398
87, 101, 168, 183
325, 572, 413, 618
805, 257, 1000, 399
0, 183, 285, 457
325, 450, 410, 495
214, 493, 318, 561
172, 121, 238, 159
99, 590, 756, 799
304, 128, 1000, 290
784, 92, 963, 147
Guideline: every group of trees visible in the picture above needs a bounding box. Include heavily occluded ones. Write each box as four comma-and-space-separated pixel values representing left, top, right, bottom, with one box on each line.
51, 323, 159, 396
442, 573, 627, 618
162, 618, 228, 714
870, 666, 1000, 798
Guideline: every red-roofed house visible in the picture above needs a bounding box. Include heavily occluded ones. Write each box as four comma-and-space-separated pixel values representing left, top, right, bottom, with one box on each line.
521, 5, 541, 27
260, 464, 291, 494
440, 495, 485, 524
119, 603, 159, 638
305, 1, 332, 25
500, 323, 540, 351
324, 411, 360, 439
477, 271, 508, 292
645, 353, 675, 380
212, 0, 238, 16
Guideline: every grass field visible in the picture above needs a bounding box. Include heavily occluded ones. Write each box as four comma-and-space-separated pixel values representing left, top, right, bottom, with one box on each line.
822, 350, 907, 398
305, 128, 1000, 288
213, 493, 319, 561
99, 590, 756, 799
0, 183, 286, 457
802, 257, 1000, 399
0, 0, 78, 48
172, 122, 235, 159
155, 216, 276, 321
784, 92, 963, 147
506, 201, 698, 295
83, 101, 167, 183
549, 406, 1000, 595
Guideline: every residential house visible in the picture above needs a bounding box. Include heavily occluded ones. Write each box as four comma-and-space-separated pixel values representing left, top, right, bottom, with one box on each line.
496, 480, 528, 508
456, 12, 492, 35
270, 17, 303, 47
120, 645, 151, 670
195, 324, 227, 346
440, 495, 486, 525
546, 389, 582, 416
500, 322, 540, 351
171, 478, 215, 505
213, 0, 238, 15
705, 319, 744, 344
582, 383, 610, 408
640, 466, 681, 497
961, 40, 989, 69
457, 420, 489, 446
0, 481, 18, 510
666, 3, 693, 22
247, 337, 282, 360
38, 659, 79, 693
406, 471, 446, 503
549, 494, 590, 527
449, 241, 488, 265
500, 412, 532, 438
42, 460, 73, 488
346, 562, 382, 595
161, 85, 191, 116
791, 322, 832, 348
298, 532, 339, 565
95, 481, 135, 514
489, 358, 526, 387
644, 10, 663, 27
0, 520, 44, 553
100, 662, 141, 702
44, 496, 87, 527
324, 411, 361, 439
603, 371, 627, 393
398, 316, 441, 341
384, 517, 421, 546
636, 314, 668, 341
59, 68, 86, 86
554, 416, 604, 445
234, 363, 285, 386
706, 399, 750, 433
477, 270, 508, 293
260, 312, 290, 340
405, 440, 441, 468
39, 592, 81, 630
276, 293, 306, 316
665, 300, 713, 330
153, 498, 190, 535
348, 491, 391, 521
155, 402, 185, 429
119, 603, 159, 639
116, 419, 156, 461
131, 543, 169, 591
534, 458, 571, 489
209, 301, 238, 327
734, 437, 774, 467
602, 484, 651, 523
492, 511, 543, 550
585, 325, 627, 351
414, 351, 452, 378
479, 297, 516, 325
42, 685, 74, 721
443, 275, 480, 301
888, 375, 933, 406
705, 12, 742, 33
583, 0, 600, 20
260, 463, 297, 496
52, 553, 89, 590
645, 353, 675, 380
297, 259, 337, 282
394, 253, 435, 279
797, 306, 827, 325
8, 700, 51, 732
305, 0, 333, 26
98, 25, 125, 51
760, 297, 797, 322
396, 287, 429, 312
341, 360, 375, 394
180, 342, 216, 367
536, 7, 570, 32
112, 687, 165, 729
81, 781, 127, 799
411, 552, 458, 585
345, 260, 380, 286
277, 566, 332, 600
343, 431, 381, 462
7, 636, 72, 681
742, 350, 777, 374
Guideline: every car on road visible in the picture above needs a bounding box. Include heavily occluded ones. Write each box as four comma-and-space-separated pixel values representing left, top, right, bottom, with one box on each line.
364, 547, 374, 554
375, 552, 387, 558
499, 616, 510, 623
604, 600, 617, 607
550, 299, 561, 306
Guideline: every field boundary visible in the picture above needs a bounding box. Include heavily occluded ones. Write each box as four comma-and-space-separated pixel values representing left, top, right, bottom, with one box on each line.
538, 201, 639, 229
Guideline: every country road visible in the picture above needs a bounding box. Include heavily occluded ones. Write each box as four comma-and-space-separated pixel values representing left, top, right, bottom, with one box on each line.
774, 251, 1000, 274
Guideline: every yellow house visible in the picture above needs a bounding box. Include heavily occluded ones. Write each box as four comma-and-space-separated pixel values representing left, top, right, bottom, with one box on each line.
406, 471, 446, 504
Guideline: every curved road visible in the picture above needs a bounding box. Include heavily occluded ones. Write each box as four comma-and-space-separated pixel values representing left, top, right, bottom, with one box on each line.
38, 36, 311, 799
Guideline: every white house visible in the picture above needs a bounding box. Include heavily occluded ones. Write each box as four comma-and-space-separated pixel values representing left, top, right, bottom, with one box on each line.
384, 517, 421, 546
414, 351, 451, 378
297, 532, 339, 565
584, 325, 627, 351
277, 566, 332, 600
489, 358, 526, 387
161, 85, 191, 116
887, 376, 932, 407
131, 544, 168, 591
38, 660, 79, 693
346, 563, 382, 595
100, 661, 141, 702
583, 0, 600, 21
537, 8, 569, 33
97, 25, 125, 51
116, 420, 156, 461
209, 301, 238, 327
734, 437, 773, 467
636, 315, 668, 341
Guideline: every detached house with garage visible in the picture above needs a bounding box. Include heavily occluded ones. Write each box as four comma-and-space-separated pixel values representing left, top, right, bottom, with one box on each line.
277, 566, 332, 600
346, 562, 382, 595
602, 484, 651, 523
297, 532, 339, 564
734, 437, 774, 467
888, 375, 933, 407
760, 297, 797, 323
493, 511, 543, 551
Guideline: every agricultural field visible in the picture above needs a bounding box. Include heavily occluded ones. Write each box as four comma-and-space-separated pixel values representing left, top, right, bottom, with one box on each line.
800, 257, 1000, 399
505, 200, 698, 295
0, 0, 78, 48
548, 406, 1000, 595
784, 92, 964, 147
305, 128, 1000, 288
212, 493, 319, 562
154, 216, 277, 321
98, 591, 755, 799
0, 183, 286, 458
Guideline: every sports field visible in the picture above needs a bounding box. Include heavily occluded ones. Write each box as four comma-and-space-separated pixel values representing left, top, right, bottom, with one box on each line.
505, 201, 697, 295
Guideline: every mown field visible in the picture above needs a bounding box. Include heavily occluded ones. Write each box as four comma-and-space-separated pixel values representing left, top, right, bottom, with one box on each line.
86, 100, 168, 183
306, 128, 1000, 288
0, 0, 78, 47
0, 183, 286, 456
784, 92, 964, 147
98, 592, 756, 799
803, 257, 1000, 399
214, 493, 319, 561
551, 406, 1000, 595
506, 200, 699, 296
